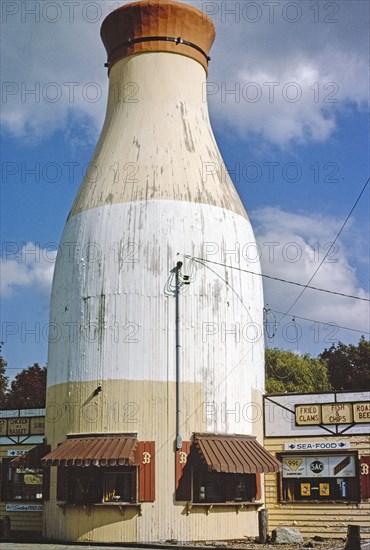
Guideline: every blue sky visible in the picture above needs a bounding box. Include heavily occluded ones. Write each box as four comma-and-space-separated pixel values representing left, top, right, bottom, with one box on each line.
1, 0, 369, 379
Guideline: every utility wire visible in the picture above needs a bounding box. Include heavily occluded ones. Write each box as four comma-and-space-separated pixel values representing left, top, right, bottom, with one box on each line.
187, 256, 370, 302
267, 308, 370, 336
278, 175, 370, 322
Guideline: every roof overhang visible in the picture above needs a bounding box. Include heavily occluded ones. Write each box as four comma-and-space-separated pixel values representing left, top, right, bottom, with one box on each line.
41, 436, 139, 467
194, 433, 282, 474
11, 442, 51, 469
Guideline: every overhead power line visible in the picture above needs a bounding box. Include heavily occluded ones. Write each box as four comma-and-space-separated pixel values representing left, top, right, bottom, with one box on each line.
279, 175, 370, 321
188, 256, 370, 302
267, 308, 370, 336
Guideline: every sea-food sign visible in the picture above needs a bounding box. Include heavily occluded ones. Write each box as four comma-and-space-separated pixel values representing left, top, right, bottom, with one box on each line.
283, 455, 356, 478
295, 402, 370, 426
0, 417, 45, 437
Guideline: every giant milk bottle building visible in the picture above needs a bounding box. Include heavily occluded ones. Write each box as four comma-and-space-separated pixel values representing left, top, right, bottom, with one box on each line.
42, 0, 281, 542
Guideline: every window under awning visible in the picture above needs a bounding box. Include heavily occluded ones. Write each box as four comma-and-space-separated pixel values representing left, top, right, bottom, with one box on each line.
193, 433, 282, 474
41, 436, 139, 467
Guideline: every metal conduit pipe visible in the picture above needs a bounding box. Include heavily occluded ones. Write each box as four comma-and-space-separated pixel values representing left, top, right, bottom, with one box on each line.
175, 261, 183, 451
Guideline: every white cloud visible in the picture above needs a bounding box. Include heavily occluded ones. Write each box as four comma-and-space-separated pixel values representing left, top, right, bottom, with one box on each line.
1, 243, 57, 298
208, 51, 368, 145
1, 2, 108, 141
1, 1, 368, 147
251, 207, 369, 350
206, 0, 369, 146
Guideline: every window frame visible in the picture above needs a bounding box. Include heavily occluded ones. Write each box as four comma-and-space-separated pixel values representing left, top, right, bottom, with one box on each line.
1, 458, 44, 502
277, 451, 361, 504
175, 446, 260, 504
59, 465, 138, 505
192, 467, 258, 504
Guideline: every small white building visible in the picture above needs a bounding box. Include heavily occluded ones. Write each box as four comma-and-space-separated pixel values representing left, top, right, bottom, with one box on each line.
264, 391, 370, 539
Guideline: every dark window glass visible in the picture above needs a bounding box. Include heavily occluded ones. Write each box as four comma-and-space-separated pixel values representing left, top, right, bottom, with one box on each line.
1, 459, 43, 501
279, 453, 360, 503
61, 466, 136, 504
193, 469, 257, 503
282, 477, 359, 502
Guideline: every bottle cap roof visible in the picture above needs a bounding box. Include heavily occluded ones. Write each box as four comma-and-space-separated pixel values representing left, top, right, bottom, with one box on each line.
101, 0, 216, 72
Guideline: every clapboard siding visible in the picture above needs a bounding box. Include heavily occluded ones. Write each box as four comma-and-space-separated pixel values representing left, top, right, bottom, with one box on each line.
0, 503, 42, 532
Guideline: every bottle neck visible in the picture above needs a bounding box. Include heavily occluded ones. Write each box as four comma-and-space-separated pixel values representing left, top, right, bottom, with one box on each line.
105, 52, 209, 122
68, 50, 247, 220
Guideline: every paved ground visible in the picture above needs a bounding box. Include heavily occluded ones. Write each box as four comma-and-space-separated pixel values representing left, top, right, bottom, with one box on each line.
1, 541, 370, 550
0, 542, 353, 550
1, 546, 160, 550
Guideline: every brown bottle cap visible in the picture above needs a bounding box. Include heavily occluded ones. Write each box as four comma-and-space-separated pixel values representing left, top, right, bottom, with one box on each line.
101, 0, 216, 73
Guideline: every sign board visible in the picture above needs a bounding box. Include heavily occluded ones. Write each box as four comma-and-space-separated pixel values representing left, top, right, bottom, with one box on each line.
300, 483, 310, 496
0, 416, 45, 437
321, 403, 353, 425
319, 483, 330, 496
7, 449, 29, 457
24, 474, 43, 485
295, 405, 321, 425
30, 417, 45, 435
353, 402, 370, 423
295, 402, 370, 426
284, 441, 350, 451
0, 418, 7, 436
5, 503, 43, 512
8, 418, 30, 436
282, 455, 356, 478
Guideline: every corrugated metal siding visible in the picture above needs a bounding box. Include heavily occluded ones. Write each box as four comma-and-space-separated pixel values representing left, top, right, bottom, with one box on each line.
44, 382, 265, 542
45, 41, 266, 543
69, 55, 246, 219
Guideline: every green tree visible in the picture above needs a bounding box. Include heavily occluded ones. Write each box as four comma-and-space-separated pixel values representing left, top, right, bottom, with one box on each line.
5, 363, 47, 409
265, 348, 332, 393
320, 336, 370, 391
0, 354, 9, 408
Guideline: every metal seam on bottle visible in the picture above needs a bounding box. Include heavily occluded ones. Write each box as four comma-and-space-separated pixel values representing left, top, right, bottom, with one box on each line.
106, 35, 211, 67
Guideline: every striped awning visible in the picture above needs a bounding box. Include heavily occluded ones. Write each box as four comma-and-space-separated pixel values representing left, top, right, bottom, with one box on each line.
194, 433, 281, 474
41, 436, 139, 467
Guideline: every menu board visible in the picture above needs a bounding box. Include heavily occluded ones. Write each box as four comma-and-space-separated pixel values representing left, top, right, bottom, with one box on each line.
8, 418, 30, 436
353, 402, 370, 423
0, 418, 7, 436
321, 404, 353, 425
282, 455, 356, 478
0, 416, 45, 437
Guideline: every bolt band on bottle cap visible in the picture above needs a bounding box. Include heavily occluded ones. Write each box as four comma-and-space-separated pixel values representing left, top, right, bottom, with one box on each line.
101, 0, 215, 73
